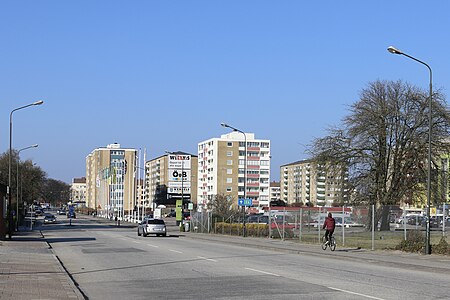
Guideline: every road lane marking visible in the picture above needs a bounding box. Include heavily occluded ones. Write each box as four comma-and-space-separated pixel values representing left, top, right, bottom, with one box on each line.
169, 249, 183, 254
197, 256, 218, 262
132, 241, 141, 244
244, 267, 280, 277
146, 244, 159, 248
328, 287, 385, 300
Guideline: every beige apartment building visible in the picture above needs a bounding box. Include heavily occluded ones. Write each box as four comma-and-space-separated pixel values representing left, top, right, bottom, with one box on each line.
70, 177, 86, 205
145, 151, 198, 209
198, 132, 271, 211
86, 143, 137, 218
280, 159, 348, 207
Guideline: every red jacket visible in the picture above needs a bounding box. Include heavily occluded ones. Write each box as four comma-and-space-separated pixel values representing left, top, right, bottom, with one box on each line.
323, 217, 335, 231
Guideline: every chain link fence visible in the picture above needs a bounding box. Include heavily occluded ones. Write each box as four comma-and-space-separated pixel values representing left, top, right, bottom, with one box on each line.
188, 205, 449, 251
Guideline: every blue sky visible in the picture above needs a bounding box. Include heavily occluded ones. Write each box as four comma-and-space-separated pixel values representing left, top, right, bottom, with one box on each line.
1, 1, 449, 184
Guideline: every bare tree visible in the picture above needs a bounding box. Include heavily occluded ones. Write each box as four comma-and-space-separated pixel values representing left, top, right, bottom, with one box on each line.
207, 194, 239, 220
310, 80, 450, 230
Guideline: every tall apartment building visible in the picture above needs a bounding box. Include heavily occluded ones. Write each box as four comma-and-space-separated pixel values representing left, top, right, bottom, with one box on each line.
269, 181, 281, 203
70, 177, 86, 204
145, 151, 198, 209
197, 132, 270, 211
280, 159, 348, 207
86, 143, 137, 218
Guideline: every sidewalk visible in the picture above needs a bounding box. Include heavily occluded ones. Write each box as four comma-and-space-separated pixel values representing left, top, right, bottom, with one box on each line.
0, 228, 84, 300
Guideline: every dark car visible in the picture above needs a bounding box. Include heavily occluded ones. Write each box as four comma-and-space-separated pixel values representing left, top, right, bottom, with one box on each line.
67, 211, 76, 219
246, 214, 269, 224
44, 214, 57, 224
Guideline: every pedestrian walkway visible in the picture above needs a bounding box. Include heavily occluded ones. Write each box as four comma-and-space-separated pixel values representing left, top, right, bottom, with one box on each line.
0, 228, 84, 300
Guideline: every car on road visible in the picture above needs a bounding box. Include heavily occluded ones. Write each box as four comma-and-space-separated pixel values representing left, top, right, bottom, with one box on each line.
137, 218, 167, 237
44, 214, 57, 224
67, 211, 76, 219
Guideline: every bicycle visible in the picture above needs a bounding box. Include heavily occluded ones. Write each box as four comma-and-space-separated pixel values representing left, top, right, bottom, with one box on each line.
321, 235, 336, 251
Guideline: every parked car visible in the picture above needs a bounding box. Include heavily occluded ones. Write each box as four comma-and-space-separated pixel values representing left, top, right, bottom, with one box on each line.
183, 212, 191, 220
137, 218, 167, 237
246, 214, 269, 224
334, 216, 364, 228
166, 210, 176, 217
44, 214, 57, 224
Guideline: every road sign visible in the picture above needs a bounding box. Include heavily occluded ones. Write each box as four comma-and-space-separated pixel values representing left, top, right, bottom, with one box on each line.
238, 198, 252, 207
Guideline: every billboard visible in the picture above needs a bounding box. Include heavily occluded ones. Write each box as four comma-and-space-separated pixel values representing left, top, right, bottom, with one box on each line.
167, 154, 192, 198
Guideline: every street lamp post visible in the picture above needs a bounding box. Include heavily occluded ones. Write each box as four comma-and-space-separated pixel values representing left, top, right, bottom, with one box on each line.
16, 144, 39, 231
388, 46, 432, 254
8, 100, 44, 238
221, 122, 247, 236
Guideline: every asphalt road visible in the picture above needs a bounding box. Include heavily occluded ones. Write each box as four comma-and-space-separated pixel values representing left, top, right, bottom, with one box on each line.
40, 215, 450, 300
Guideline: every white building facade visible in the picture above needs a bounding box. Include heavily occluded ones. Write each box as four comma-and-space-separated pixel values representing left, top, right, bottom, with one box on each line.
197, 132, 270, 211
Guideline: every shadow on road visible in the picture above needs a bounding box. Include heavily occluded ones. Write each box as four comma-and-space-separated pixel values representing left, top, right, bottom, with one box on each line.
45, 237, 97, 243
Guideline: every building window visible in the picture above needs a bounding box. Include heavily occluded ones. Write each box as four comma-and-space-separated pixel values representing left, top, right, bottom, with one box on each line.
227, 178, 232, 183
227, 142, 233, 147
227, 151, 233, 157
227, 169, 232, 175
227, 160, 233, 165
226, 187, 232, 192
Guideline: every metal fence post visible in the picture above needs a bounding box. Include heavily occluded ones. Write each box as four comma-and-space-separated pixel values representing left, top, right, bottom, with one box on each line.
318, 207, 321, 243
299, 208, 302, 242
342, 205, 345, 246
269, 206, 272, 238
371, 204, 375, 251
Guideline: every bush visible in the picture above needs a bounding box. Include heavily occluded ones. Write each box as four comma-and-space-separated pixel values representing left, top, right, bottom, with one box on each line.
432, 237, 450, 255
395, 230, 425, 253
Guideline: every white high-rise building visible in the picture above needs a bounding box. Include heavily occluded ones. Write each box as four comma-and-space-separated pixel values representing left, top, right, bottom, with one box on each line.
197, 132, 270, 211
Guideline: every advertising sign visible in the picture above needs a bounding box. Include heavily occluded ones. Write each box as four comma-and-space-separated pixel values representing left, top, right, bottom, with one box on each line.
168, 154, 192, 198
168, 187, 191, 194
168, 154, 191, 169
176, 200, 183, 222
168, 169, 191, 183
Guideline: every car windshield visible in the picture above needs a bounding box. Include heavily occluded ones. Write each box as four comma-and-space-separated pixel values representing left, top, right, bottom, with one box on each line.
148, 219, 165, 225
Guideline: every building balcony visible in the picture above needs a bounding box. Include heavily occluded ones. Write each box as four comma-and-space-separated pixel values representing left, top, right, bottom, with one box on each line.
247, 191, 259, 196
247, 174, 260, 178
247, 165, 260, 169
247, 156, 260, 161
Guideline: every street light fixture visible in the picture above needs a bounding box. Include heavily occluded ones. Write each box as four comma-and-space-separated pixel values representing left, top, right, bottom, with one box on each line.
221, 122, 247, 236
387, 46, 432, 254
16, 144, 38, 231
8, 100, 44, 238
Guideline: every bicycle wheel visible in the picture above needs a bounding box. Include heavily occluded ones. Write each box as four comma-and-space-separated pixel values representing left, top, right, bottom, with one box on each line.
330, 237, 336, 251
321, 236, 327, 250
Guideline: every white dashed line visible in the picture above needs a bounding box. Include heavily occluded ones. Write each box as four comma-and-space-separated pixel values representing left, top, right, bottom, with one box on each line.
169, 249, 183, 254
146, 244, 159, 248
244, 267, 280, 277
327, 287, 385, 300
197, 256, 218, 262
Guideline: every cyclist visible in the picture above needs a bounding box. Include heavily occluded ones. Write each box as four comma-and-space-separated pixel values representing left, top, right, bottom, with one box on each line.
322, 212, 336, 244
